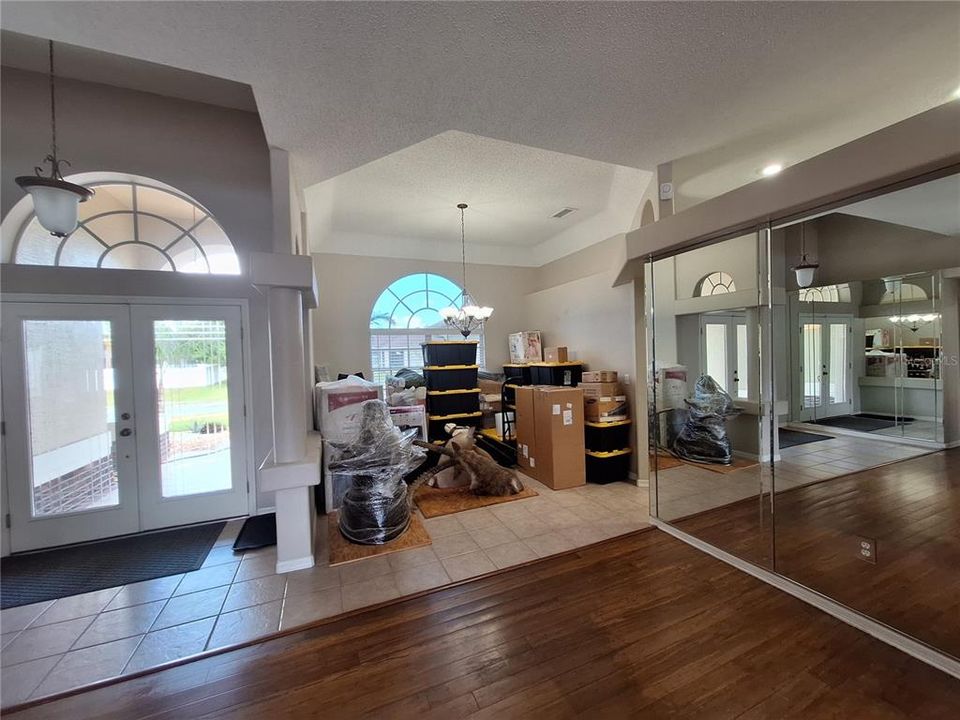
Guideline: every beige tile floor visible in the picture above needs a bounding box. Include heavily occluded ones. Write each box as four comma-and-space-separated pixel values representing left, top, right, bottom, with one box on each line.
0, 475, 649, 707
655, 431, 932, 520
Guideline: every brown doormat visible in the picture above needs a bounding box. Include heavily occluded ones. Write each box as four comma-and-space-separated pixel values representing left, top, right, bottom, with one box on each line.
327, 512, 431, 566
415, 484, 539, 519
681, 456, 760, 474
650, 454, 684, 471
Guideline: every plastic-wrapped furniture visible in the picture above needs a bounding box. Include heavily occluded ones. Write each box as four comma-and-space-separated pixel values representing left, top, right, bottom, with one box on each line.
327, 400, 425, 544
672, 375, 740, 465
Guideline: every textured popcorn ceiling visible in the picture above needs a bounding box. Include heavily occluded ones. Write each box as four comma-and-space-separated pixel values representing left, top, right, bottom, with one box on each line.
2, 2, 958, 256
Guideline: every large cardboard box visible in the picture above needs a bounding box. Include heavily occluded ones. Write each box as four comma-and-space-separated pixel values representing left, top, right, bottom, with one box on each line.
579, 381, 622, 400
532, 386, 586, 490
513, 386, 538, 479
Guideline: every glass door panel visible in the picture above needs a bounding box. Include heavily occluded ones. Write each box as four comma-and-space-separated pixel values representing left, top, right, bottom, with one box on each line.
800, 322, 823, 417
154, 319, 232, 498
1, 304, 139, 551
132, 304, 248, 530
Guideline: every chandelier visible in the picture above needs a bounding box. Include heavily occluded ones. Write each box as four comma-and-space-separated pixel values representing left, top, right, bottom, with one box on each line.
15, 40, 94, 237
439, 203, 493, 338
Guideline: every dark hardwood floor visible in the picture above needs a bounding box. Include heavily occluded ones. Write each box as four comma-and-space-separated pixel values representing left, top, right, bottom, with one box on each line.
8, 528, 960, 719
679, 449, 960, 659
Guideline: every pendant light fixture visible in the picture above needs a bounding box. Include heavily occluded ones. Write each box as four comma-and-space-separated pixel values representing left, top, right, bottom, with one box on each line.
791, 221, 819, 288
16, 40, 93, 237
440, 203, 493, 338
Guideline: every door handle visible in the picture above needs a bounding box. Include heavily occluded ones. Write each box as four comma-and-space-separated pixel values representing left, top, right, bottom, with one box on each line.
119, 428, 133, 437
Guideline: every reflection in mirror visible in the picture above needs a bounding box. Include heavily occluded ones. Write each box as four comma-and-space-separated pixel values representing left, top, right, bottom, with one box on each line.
647, 231, 772, 567
772, 172, 959, 658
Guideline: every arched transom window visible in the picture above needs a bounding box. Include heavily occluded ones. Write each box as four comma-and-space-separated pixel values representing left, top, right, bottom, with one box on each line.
880, 282, 928, 304
369, 273, 485, 383
13, 180, 240, 274
695, 271, 737, 297
798, 284, 852, 303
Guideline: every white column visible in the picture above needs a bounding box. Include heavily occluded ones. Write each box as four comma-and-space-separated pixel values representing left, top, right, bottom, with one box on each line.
269, 287, 307, 463
264, 285, 316, 574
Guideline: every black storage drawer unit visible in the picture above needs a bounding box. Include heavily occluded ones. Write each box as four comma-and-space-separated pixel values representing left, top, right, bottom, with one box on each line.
530, 362, 583, 387
585, 448, 632, 484
426, 388, 481, 416
428, 411, 483, 440
584, 419, 632, 453
502, 363, 532, 385
422, 341, 478, 367
423, 365, 479, 391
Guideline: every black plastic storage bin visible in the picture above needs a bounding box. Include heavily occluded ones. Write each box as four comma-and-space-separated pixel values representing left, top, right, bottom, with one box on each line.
585, 419, 632, 453
424, 365, 479, 391
502, 363, 532, 385
428, 411, 483, 441
422, 341, 478, 367
530, 362, 583, 387
426, 388, 481, 416
585, 448, 632, 484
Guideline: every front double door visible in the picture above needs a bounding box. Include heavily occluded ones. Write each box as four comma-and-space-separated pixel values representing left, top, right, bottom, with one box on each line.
2, 301, 249, 552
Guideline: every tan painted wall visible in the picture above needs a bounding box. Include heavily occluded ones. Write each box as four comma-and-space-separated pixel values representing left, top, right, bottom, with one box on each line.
310, 253, 536, 378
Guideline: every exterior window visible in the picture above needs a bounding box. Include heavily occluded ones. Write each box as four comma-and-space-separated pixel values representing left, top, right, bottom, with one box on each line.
13, 180, 240, 274
369, 273, 485, 383
695, 271, 736, 297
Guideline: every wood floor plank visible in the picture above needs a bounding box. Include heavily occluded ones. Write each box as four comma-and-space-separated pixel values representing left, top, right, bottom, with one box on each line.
677, 448, 960, 658
6, 528, 959, 719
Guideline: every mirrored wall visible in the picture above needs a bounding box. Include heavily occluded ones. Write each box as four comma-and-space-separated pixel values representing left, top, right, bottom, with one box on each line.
648, 170, 959, 659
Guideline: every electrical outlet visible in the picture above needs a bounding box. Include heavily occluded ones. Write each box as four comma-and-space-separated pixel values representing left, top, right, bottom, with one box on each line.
857, 536, 877, 564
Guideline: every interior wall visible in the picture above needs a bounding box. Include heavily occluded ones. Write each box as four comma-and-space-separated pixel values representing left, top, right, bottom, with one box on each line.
310, 253, 536, 379
1, 68, 272, 265
0, 69, 278, 522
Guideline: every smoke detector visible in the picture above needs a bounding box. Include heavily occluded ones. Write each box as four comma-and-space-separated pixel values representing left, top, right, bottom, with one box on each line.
551, 207, 577, 219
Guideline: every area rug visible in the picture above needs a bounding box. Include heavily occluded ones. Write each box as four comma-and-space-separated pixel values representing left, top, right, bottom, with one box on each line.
328, 512, 431, 566
681, 456, 760, 475
0, 521, 225, 609
812, 414, 909, 433
778, 429, 833, 449
414, 484, 538, 518
233, 513, 277, 551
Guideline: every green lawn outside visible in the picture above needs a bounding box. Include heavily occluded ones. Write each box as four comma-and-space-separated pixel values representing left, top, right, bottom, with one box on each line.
163, 382, 228, 405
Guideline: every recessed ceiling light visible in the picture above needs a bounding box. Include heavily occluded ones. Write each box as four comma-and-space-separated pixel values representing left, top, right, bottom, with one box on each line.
760, 163, 783, 178
953, 85, 960, 100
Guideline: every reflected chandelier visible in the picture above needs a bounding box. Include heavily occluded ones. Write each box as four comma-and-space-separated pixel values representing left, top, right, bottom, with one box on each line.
440, 203, 493, 338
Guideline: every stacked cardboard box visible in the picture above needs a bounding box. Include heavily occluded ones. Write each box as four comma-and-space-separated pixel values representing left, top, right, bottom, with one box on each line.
580, 371, 628, 423
514, 385, 585, 490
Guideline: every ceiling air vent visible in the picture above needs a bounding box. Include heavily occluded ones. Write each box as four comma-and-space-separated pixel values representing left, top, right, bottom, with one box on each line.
551, 207, 577, 219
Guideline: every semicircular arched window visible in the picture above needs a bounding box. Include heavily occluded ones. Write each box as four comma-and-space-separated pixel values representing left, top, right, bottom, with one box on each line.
695, 271, 737, 297
879, 282, 928, 304
12, 179, 240, 274
369, 272, 485, 382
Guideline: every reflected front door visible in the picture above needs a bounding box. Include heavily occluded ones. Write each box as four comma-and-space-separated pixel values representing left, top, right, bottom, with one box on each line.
2, 301, 249, 552
798, 315, 852, 421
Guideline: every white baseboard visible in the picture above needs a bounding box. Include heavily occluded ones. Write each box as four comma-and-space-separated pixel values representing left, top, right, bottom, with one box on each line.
650, 517, 960, 680
275, 556, 315, 574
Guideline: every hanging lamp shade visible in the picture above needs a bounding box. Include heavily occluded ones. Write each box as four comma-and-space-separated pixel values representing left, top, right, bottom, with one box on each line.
440, 203, 494, 338
16, 39, 93, 238
791, 222, 819, 288
16, 176, 93, 237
